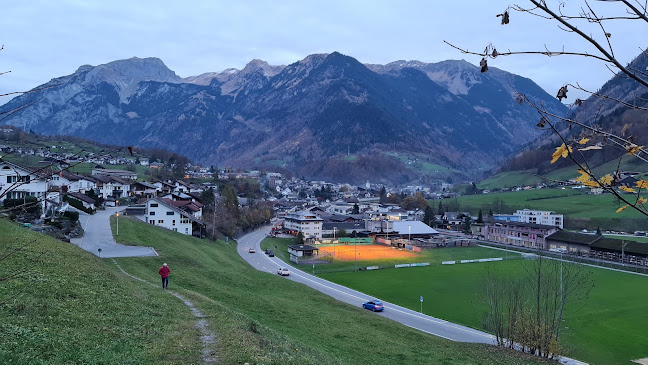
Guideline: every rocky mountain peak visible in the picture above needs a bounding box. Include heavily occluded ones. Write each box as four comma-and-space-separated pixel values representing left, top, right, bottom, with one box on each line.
76, 57, 181, 102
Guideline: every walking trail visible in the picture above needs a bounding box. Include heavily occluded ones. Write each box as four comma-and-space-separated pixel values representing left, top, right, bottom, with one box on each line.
112, 259, 219, 364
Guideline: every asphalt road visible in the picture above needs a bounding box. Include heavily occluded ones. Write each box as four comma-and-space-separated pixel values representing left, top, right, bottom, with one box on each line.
70, 207, 158, 258
236, 226, 588, 365
236, 227, 496, 343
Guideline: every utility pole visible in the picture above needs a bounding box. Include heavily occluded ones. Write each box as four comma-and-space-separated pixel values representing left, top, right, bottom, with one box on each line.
116, 212, 119, 235
622, 240, 629, 266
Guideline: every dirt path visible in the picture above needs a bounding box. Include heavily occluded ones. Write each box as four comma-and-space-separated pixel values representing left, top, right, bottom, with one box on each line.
112, 259, 219, 363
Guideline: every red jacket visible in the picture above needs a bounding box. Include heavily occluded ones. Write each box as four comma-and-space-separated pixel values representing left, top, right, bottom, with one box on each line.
159, 266, 170, 278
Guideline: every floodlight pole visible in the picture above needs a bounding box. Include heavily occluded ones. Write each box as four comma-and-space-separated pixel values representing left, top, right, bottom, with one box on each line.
622, 241, 629, 266
116, 213, 119, 236
408, 224, 411, 243
354, 231, 357, 272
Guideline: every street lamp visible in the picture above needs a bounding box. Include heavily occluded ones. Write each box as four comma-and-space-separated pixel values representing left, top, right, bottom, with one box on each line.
622, 240, 629, 266
116, 213, 119, 236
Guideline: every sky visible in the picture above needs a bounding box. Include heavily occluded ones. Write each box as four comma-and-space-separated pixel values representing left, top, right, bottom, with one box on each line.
1, 0, 646, 103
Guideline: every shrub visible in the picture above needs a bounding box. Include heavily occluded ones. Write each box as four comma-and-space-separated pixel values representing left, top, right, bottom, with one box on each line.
63, 211, 79, 222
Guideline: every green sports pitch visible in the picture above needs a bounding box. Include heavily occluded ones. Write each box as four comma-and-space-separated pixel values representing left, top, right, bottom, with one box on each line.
317, 245, 648, 365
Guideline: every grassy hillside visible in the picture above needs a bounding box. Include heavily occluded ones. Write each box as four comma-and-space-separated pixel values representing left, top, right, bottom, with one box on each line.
481, 157, 648, 191
0, 219, 201, 363
452, 188, 646, 231
109, 217, 551, 364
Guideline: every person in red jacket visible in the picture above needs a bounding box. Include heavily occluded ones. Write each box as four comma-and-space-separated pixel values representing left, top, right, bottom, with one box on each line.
158, 263, 170, 289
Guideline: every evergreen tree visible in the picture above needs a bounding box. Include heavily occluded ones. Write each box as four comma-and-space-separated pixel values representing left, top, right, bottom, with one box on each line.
352, 203, 360, 214
477, 209, 483, 223
423, 206, 435, 226
379, 186, 387, 204
296, 231, 304, 244
221, 184, 239, 218
200, 187, 215, 208
462, 216, 473, 235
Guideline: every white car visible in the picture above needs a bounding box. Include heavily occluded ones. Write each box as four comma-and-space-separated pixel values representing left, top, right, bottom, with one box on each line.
248, 247, 256, 253
277, 267, 290, 276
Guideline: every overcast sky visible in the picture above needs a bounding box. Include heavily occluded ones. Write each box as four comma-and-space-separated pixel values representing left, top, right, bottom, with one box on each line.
1, 0, 646, 102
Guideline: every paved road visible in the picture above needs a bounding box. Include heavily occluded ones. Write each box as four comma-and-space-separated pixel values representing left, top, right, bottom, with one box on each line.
237, 227, 496, 343
70, 207, 158, 258
236, 226, 587, 365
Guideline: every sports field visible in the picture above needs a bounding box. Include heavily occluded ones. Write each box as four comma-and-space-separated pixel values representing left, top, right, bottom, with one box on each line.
319, 256, 648, 365
318, 244, 417, 261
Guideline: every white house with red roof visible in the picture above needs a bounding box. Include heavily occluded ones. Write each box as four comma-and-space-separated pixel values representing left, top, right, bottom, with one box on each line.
144, 197, 204, 235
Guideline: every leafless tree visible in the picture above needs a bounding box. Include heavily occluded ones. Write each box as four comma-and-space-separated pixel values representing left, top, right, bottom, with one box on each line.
445, 0, 648, 218
482, 253, 593, 357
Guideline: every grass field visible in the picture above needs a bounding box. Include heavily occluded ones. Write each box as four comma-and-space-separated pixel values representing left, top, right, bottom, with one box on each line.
0, 219, 201, 363
318, 253, 648, 365
454, 188, 645, 219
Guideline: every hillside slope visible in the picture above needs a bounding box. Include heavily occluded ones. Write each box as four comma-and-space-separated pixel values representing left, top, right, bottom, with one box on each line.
1, 217, 549, 364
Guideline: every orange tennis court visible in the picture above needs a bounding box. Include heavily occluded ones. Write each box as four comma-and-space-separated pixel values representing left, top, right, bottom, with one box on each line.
318, 244, 417, 261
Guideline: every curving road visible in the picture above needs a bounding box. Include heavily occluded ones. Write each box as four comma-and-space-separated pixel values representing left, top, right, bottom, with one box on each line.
70, 206, 158, 258
236, 226, 587, 365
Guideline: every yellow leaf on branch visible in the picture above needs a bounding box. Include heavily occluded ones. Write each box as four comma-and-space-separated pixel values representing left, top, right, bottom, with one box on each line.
575, 169, 590, 183
638, 197, 647, 205
616, 205, 629, 213
626, 144, 644, 155
551, 143, 572, 164
583, 180, 600, 187
637, 180, 648, 189
619, 186, 636, 193
578, 138, 590, 145
599, 174, 613, 186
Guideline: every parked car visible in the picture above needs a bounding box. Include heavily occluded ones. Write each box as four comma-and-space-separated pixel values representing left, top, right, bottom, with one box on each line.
362, 301, 384, 312
268, 251, 275, 257
277, 267, 290, 276
248, 247, 256, 253
265, 249, 271, 254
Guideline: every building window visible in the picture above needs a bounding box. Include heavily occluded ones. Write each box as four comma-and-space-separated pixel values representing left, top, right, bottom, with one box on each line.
172, 220, 176, 226
150, 211, 156, 216
166, 211, 174, 216
173, 228, 177, 231
158, 220, 163, 224
149, 220, 154, 224
7, 176, 18, 183
185, 228, 189, 234
150, 203, 158, 207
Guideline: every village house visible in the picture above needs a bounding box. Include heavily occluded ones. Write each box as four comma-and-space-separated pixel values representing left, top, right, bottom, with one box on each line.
0, 160, 51, 212
49, 170, 96, 194
284, 210, 323, 239
480, 221, 559, 249
144, 197, 204, 236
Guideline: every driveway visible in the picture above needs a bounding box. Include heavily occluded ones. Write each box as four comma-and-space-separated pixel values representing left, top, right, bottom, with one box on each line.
236, 227, 587, 365
70, 206, 158, 258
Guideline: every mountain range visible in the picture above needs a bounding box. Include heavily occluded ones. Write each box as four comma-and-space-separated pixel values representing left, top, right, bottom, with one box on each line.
0, 52, 567, 184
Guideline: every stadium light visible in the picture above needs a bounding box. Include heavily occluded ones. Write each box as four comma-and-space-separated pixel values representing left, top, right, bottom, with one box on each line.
116, 212, 119, 236
408, 224, 411, 243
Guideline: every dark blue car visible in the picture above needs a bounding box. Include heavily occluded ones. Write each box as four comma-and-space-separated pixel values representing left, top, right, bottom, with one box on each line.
362, 301, 384, 312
